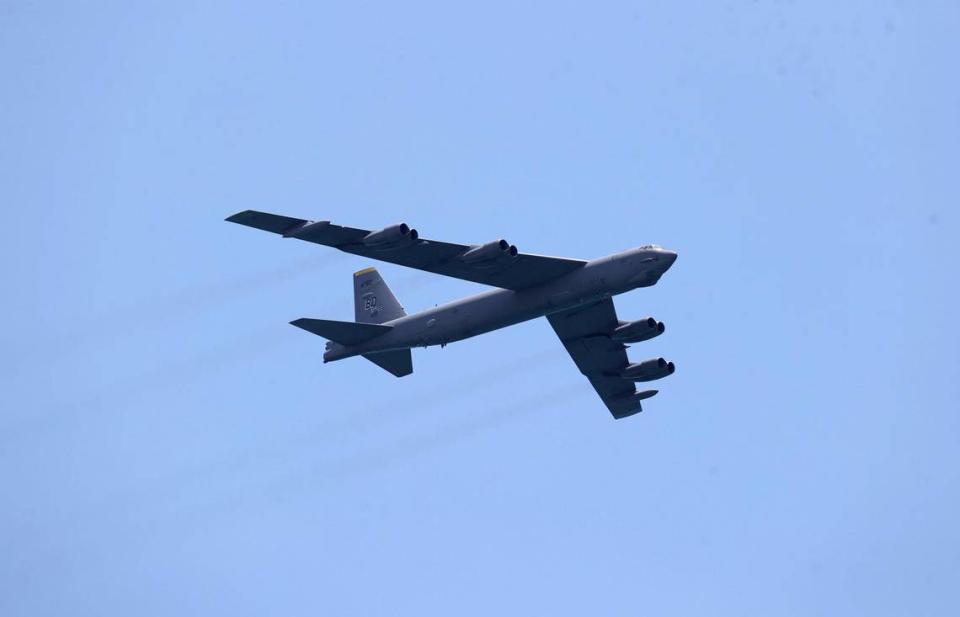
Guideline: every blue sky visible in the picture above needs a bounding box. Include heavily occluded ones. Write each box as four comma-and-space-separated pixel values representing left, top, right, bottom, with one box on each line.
1, 1, 958, 615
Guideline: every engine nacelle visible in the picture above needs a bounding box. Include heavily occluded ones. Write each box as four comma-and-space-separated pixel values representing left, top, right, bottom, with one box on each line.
620, 357, 675, 382
611, 317, 665, 343
460, 239, 518, 264
362, 223, 419, 249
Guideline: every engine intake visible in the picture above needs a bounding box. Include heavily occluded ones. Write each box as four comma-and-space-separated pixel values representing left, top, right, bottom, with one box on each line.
362, 223, 419, 249
620, 357, 676, 382
611, 317, 665, 343
460, 239, 519, 264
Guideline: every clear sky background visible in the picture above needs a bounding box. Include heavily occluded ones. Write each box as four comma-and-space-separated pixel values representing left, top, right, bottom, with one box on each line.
1, 1, 958, 615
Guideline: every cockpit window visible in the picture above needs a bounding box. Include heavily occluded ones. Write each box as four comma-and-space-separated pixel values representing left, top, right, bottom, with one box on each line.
639, 244, 661, 250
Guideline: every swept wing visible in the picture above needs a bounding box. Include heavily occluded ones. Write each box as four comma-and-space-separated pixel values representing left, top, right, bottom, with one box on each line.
547, 299, 657, 419
226, 210, 586, 290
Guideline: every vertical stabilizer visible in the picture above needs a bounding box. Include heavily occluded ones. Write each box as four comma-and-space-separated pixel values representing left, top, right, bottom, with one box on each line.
354, 268, 405, 324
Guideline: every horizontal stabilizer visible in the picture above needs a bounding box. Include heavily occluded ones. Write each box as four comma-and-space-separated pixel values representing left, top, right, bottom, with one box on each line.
363, 349, 413, 377
290, 318, 391, 345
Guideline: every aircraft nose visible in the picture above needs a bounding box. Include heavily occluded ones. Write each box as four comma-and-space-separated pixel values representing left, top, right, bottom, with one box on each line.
661, 249, 677, 270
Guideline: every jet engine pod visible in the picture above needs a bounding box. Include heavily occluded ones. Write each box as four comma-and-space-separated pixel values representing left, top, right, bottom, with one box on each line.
620, 357, 676, 382
460, 239, 519, 264
362, 223, 419, 249
611, 317, 665, 343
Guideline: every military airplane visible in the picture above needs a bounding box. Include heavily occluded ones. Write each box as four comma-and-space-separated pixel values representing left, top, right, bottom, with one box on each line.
227, 211, 677, 419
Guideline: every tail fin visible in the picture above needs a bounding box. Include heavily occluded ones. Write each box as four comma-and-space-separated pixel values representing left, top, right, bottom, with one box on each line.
354, 267, 405, 324
353, 268, 413, 376
293, 268, 413, 377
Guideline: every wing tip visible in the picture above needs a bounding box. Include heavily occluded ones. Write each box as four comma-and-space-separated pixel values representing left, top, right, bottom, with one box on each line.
612, 407, 642, 420
225, 210, 256, 223
224, 210, 310, 235
609, 389, 658, 419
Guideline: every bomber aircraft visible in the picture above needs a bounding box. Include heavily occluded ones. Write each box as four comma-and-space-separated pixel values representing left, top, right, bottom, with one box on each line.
227, 211, 677, 419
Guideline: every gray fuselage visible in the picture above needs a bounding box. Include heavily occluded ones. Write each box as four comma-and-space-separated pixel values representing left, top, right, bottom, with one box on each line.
324, 246, 677, 362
